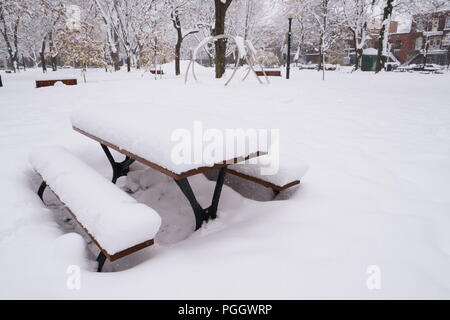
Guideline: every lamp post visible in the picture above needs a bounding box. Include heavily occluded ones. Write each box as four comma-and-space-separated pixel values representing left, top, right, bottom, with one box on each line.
286, 13, 294, 79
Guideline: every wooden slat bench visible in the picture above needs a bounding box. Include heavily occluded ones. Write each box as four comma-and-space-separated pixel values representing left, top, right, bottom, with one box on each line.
150, 70, 164, 75
36, 79, 78, 88
227, 158, 307, 197
255, 70, 282, 77
227, 168, 300, 193
31, 146, 161, 272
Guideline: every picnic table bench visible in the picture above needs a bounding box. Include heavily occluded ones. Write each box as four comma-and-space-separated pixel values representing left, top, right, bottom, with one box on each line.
227, 168, 300, 194
32, 106, 305, 271
36, 79, 77, 88
31, 147, 161, 272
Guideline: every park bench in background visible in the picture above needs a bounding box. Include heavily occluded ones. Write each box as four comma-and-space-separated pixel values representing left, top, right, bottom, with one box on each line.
31, 147, 161, 272
255, 70, 281, 77
150, 70, 164, 75
36, 79, 77, 88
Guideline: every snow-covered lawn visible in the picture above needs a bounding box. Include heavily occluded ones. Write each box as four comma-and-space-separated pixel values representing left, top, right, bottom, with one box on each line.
1, 65, 450, 299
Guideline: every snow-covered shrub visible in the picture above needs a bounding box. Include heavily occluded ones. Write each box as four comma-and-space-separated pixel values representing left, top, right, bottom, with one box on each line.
255, 50, 280, 68
139, 36, 174, 68
58, 24, 106, 69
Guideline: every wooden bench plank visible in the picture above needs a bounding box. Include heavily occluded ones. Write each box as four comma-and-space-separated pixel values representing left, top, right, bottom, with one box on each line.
32, 147, 161, 271
37, 174, 155, 262
227, 168, 300, 192
36, 79, 77, 88
255, 70, 282, 77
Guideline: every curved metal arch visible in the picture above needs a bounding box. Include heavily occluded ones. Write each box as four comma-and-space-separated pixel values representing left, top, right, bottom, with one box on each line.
185, 35, 270, 86
185, 35, 243, 86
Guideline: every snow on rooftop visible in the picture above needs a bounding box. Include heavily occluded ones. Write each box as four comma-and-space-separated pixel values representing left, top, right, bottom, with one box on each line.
363, 48, 378, 55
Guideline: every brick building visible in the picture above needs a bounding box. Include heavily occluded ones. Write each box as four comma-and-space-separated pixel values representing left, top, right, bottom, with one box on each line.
388, 10, 450, 66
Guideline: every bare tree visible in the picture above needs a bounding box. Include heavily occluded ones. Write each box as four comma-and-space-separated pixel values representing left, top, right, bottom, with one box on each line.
0, 0, 28, 72
214, 0, 233, 79
308, 0, 341, 80
375, 0, 394, 73
168, 0, 198, 76
342, 0, 376, 70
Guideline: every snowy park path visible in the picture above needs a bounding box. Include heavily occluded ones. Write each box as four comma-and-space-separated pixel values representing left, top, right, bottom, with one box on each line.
1, 67, 450, 299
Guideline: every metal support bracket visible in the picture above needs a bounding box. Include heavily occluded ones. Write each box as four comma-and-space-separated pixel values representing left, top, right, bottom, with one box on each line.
175, 167, 227, 230
101, 144, 135, 184
96, 252, 107, 272
37, 181, 47, 203
273, 189, 280, 199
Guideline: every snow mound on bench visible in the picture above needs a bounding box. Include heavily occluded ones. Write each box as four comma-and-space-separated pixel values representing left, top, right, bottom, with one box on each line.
30, 147, 161, 256
230, 155, 309, 187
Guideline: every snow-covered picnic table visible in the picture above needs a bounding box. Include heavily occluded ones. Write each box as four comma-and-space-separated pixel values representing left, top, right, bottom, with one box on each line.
71, 106, 267, 230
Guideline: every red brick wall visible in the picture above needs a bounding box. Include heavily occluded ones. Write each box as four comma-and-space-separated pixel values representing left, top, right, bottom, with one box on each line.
389, 33, 419, 64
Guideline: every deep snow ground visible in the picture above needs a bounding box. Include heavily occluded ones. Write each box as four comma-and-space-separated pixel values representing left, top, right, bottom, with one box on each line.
1, 65, 450, 299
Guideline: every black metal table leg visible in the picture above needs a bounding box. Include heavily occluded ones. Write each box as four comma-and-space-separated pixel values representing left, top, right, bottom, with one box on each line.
100, 144, 135, 183
206, 166, 227, 220
96, 252, 107, 272
174, 178, 207, 230
37, 181, 47, 202
174, 167, 227, 230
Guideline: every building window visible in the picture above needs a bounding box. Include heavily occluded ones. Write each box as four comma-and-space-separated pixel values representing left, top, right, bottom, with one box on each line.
432, 18, 439, 32
395, 40, 402, 49
416, 20, 424, 32
443, 34, 450, 48
415, 37, 423, 50
445, 17, 450, 30
429, 38, 442, 50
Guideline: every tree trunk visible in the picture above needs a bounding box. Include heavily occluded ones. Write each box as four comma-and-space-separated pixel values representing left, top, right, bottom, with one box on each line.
126, 55, 131, 72
375, 0, 394, 73
423, 40, 429, 69
356, 48, 363, 71
110, 28, 121, 71
352, 31, 361, 70
175, 39, 182, 76
6, 46, 16, 73
173, 14, 183, 76
83, 64, 87, 83
0, 11, 16, 71
11, 17, 20, 72
318, 43, 323, 71
49, 32, 57, 71
447, 47, 450, 70
40, 37, 47, 73
318, 0, 328, 73
0, 23, 17, 72
214, 0, 232, 79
